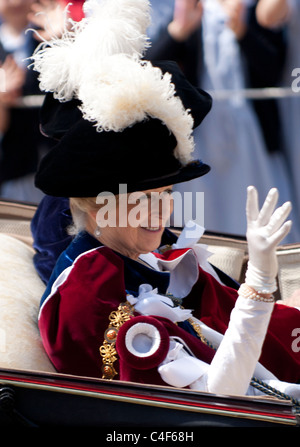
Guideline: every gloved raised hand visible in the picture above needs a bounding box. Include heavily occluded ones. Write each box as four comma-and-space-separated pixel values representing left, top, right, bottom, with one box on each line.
245, 186, 292, 294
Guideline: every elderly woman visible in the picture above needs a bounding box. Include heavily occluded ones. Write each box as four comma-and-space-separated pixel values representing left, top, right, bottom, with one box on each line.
31, 0, 300, 400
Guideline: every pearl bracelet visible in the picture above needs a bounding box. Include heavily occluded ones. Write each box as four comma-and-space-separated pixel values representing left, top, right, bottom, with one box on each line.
238, 283, 274, 303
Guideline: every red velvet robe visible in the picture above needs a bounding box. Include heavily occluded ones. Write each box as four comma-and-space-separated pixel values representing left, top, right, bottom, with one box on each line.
39, 245, 300, 385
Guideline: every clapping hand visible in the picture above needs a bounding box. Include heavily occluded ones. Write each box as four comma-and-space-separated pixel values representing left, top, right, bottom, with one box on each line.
168, 0, 203, 42
28, 0, 67, 41
221, 0, 247, 39
0, 56, 25, 107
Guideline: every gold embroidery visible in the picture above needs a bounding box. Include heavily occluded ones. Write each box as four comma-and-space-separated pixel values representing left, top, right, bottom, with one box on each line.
187, 317, 208, 344
99, 300, 134, 380
99, 296, 211, 380
158, 244, 173, 254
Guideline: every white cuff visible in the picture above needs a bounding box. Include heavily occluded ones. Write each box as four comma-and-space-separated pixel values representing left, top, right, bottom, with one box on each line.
125, 322, 162, 358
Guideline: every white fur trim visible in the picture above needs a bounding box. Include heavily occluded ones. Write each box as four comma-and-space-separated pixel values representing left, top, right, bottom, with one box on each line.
125, 322, 161, 357
38, 245, 105, 318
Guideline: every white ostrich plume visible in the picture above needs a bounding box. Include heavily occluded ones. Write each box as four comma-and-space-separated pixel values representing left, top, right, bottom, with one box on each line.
30, 0, 151, 102
78, 55, 195, 165
30, 0, 195, 165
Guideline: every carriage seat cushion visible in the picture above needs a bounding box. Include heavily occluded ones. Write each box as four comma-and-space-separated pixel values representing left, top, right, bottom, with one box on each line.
0, 233, 55, 372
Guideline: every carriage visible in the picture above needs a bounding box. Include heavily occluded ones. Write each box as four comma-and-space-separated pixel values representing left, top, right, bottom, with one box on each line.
0, 199, 299, 428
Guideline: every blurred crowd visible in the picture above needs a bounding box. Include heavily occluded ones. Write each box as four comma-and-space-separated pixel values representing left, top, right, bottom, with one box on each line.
0, 0, 299, 243
0, 0, 84, 204
147, 0, 300, 243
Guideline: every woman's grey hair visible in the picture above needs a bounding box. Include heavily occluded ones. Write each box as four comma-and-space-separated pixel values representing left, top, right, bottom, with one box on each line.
68, 197, 98, 235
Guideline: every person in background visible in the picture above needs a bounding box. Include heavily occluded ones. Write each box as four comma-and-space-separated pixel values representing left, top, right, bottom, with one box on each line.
28, 0, 85, 41
146, 0, 300, 243
256, 0, 291, 26
256, 0, 300, 238
0, 0, 53, 202
0, 55, 24, 136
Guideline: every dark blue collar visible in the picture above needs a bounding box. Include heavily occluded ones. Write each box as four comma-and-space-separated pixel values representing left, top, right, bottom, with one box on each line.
41, 231, 170, 306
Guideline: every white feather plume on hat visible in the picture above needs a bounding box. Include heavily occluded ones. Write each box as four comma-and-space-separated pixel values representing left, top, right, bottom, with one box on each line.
30, 0, 195, 164
31, 0, 151, 101
78, 54, 195, 164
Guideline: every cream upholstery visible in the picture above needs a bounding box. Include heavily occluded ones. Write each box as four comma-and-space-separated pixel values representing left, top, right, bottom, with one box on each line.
277, 247, 300, 302
0, 233, 55, 372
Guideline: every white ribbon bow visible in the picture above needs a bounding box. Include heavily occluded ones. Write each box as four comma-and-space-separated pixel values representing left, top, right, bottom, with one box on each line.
171, 220, 224, 285
127, 284, 193, 323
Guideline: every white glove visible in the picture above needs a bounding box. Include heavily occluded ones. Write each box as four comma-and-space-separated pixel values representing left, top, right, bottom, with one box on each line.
245, 186, 292, 294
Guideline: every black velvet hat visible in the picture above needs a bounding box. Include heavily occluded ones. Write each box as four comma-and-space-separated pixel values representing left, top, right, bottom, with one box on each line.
31, 0, 212, 198
35, 60, 211, 197
36, 117, 210, 197
39, 94, 82, 141
39, 60, 211, 140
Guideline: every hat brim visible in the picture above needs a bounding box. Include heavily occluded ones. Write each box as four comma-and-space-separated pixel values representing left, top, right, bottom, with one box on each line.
124, 160, 211, 194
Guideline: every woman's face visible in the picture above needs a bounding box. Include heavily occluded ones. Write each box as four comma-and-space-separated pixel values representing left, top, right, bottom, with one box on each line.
89, 185, 174, 260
